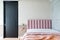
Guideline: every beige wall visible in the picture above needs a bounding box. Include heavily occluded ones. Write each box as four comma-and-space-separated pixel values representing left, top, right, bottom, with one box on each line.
19, 0, 51, 25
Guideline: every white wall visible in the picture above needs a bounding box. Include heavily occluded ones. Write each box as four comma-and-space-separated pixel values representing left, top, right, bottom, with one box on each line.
3, 0, 19, 1
0, 0, 51, 38
0, 0, 3, 39
0, 0, 3, 25
19, 0, 51, 25
52, 0, 60, 31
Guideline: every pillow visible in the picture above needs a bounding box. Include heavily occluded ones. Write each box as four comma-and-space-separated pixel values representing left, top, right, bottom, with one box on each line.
27, 29, 60, 34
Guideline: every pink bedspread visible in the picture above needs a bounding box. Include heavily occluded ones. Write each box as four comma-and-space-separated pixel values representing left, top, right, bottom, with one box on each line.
21, 32, 60, 40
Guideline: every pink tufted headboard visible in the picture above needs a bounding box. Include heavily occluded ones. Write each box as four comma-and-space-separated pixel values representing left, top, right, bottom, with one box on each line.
27, 19, 52, 29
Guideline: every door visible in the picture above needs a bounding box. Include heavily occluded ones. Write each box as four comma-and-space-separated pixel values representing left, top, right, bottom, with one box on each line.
4, 1, 18, 38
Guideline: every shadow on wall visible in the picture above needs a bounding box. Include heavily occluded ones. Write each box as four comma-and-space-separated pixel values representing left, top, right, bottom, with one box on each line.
52, 19, 60, 32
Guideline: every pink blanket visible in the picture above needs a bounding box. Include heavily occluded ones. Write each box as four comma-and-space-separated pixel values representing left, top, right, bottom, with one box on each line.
21, 32, 60, 40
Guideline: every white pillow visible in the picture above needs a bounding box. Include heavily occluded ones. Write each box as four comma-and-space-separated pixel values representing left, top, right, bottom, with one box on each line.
27, 29, 60, 33
23, 29, 60, 38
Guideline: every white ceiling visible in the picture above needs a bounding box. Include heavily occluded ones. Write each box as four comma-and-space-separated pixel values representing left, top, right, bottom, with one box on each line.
3, 0, 52, 1
3, 0, 19, 1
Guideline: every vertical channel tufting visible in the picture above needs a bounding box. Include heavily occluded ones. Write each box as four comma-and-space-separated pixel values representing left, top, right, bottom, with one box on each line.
27, 19, 52, 29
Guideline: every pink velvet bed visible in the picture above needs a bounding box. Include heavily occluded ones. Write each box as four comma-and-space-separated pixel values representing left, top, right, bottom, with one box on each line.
20, 19, 60, 40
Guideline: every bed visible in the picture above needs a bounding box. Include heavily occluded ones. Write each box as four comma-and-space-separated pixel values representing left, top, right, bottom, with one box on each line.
21, 19, 60, 40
